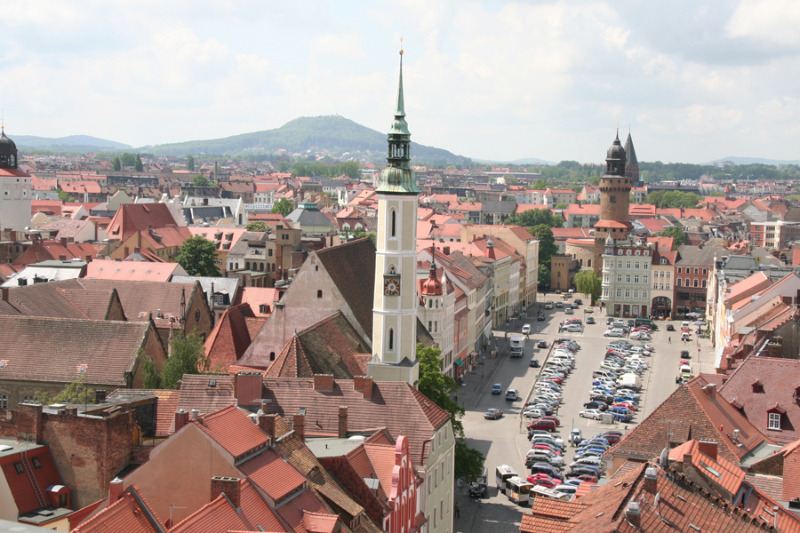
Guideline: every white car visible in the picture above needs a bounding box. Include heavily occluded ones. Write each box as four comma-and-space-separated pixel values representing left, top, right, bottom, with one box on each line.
579, 409, 604, 420
570, 455, 606, 470
629, 331, 651, 340
522, 324, 532, 335
523, 408, 546, 419
560, 323, 582, 332
603, 328, 625, 337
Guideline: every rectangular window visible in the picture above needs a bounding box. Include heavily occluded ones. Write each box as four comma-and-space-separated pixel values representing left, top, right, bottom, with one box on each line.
625, 289, 630, 298
317, 290, 323, 298
633, 289, 638, 298
678, 267, 682, 274
634, 275, 639, 283
617, 275, 622, 283
626, 262, 631, 269
666, 272, 670, 278
626, 275, 631, 283
694, 268, 699, 274
643, 276, 648, 284
616, 289, 621, 297
768, 412, 781, 430
635, 262, 640, 269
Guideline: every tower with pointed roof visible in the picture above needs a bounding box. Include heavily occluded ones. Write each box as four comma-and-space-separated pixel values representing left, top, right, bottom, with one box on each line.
368, 49, 422, 385
624, 131, 640, 186
0, 125, 32, 232
593, 131, 633, 272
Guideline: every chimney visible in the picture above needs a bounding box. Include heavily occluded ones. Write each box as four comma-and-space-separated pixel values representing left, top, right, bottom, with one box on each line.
174, 409, 189, 432
313, 374, 334, 392
60, 237, 67, 247
703, 382, 716, 399
210, 476, 241, 509
1, 288, 7, 302
625, 501, 641, 528
259, 413, 276, 441
353, 376, 373, 400
338, 406, 348, 438
443, 246, 450, 255
293, 413, 306, 442
643, 466, 658, 494
235, 372, 262, 407
190, 408, 200, 420
109, 477, 125, 502
698, 441, 718, 461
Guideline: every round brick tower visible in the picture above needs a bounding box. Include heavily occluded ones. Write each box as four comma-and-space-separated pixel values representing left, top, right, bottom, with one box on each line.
593, 131, 633, 272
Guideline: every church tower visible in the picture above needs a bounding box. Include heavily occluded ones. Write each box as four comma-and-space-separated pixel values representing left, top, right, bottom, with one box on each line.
593, 131, 633, 272
624, 131, 640, 186
368, 49, 422, 385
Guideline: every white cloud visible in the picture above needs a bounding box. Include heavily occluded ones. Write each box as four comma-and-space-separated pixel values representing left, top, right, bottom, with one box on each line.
726, 0, 800, 47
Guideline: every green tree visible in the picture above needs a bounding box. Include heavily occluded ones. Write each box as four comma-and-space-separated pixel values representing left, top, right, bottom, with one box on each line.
57, 189, 75, 202
161, 331, 209, 389
271, 198, 294, 216
653, 226, 687, 248
507, 208, 563, 229
134, 154, 144, 172
416, 344, 485, 482
176, 236, 221, 276
538, 263, 551, 290
111, 156, 121, 171
120, 152, 136, 167
530, 224, 558, 267
646, 190, 701, 209
192, 174, 210, 186
35, 374, 94, 405
142, 353, 162, 389
530, 179, 552, 190
187, 154, 195, 171
574, 269, 602, 304
245, 220, 268, 232
554, 202, 568, 210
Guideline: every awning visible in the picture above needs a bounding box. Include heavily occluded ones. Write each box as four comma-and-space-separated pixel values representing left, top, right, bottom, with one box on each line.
454, 359, 464, 367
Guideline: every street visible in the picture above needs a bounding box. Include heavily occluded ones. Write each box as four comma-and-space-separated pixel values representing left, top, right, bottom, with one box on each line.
453, 293, 717, 533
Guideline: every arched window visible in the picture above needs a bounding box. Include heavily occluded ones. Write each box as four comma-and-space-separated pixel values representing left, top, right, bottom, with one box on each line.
388, 328, 394, 351
391, 210, 397, 237
676, 278, 682, 287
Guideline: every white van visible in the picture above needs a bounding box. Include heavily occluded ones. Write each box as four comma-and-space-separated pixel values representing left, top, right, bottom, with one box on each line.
593, 369, 614, 379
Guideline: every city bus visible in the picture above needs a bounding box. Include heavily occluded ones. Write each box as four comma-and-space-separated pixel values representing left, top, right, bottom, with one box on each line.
495, 465, 518, 492
505, 476, 534, 505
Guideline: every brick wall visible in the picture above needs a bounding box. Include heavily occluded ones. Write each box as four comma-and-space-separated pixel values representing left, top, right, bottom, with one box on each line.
42, 409, 135, 508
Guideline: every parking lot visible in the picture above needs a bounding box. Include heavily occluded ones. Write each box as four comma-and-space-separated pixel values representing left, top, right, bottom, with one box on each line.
455, 293, 717, 533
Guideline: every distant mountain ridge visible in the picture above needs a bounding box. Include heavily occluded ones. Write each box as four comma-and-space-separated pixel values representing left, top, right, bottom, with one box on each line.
140, 115, 472, 166
709, 156, 800, 166
14, 134, 131, 150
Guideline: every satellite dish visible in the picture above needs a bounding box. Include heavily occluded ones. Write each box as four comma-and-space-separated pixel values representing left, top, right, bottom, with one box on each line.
659, 447, 669, 468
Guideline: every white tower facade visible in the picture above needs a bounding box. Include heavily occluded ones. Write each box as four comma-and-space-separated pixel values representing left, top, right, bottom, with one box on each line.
368, 51, 421, 385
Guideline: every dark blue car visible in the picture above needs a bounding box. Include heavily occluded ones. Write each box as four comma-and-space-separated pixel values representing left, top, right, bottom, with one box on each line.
491, 383, 502, 394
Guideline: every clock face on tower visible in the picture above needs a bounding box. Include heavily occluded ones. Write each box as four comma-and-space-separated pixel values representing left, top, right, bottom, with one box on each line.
384, 276, 400, 296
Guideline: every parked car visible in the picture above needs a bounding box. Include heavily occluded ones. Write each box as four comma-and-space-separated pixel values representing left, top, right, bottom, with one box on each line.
564, 307, 574, 314
666, 323, 675, 331
583, 401, 608, 411
484, 408, 503, 420
604, 328, 625, 337
468, 475, 488, 498
586, 316, 595, 324
527, 474, 559, 488
680, 350, 691, 359
579, 409, 604, 420
527, 419, 558, 432
545, 301, 554, 309
574, 299, 583, 305
491, 383, 503, 394
555, 301, 564, 308
537, 340, 548, 349
537, 312, 546, 321
561, 323, 582, 332
530, 358, 540, 368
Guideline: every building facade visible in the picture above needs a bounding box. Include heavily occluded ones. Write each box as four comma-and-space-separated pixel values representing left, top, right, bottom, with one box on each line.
593, 132, 634, 272
601, 237, 653, 318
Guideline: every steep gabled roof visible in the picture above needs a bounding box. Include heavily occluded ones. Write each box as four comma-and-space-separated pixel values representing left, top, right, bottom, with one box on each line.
204, 303, 254, 372
0, 316, 150, 385
107, 203, 179, 241
193, 405, 270, 460
315, 238, 375, 337
169, 478, 286, 533
72, 486, 164, 533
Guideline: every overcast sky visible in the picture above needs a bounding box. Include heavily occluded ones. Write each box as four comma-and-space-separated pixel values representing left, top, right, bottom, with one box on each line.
2, 0, 799, 164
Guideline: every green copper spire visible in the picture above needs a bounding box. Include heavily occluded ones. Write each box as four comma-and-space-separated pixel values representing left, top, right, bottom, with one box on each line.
378, 48, 420, 195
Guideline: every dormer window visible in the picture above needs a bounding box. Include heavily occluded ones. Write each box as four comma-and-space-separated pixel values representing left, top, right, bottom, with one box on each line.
660, 258, 667, 265
752, 381, 764, 393
768, 412, 781, 430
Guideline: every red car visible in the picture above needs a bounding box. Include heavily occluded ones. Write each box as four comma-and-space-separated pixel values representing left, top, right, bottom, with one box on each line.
541, 415, 561, 426
613, 402, 636, 412
631, 326, 651, 333
527, 419, 557, 432
570, 474, 598, 484
527, 475, 558, 488
533, 444, 562, 456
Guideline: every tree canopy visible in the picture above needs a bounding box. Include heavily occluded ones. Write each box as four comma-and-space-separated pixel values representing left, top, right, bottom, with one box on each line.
416, 344, 485, 482
574, 269, 602, 304
271, 198, 294, 216
161, 331, 209, 389
646, 190, 701, 209
134, 154, 144, 172
176, 236, 221, 276
245, 220, 268, 232
507, 208, 564, 229
192, 174, 211, 186
186, 154, 195, 171
653, 226, 687, 248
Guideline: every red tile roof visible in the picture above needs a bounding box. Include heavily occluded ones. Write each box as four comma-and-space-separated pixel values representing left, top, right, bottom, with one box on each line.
171, 375, 237, 434
724, 272, 771, 304
719, 356, 800, 445
262, 378, 450, 467
84, 259, 185, 282
106, 203, 179, 241
239, 448, 306, 502
204, 304, 254, 373
169, 478, 286, 533
669, 440, 745, 495
194, 405, 270, 460
72, 486, 163, 533
302, 510, 340, 533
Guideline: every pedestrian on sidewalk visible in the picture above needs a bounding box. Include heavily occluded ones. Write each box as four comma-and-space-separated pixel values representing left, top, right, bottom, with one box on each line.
454, 503, 460, 518
668, 336, 671, 344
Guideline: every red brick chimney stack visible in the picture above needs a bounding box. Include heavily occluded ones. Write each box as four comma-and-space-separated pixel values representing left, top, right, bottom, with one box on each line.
174, 409, 189, 432
210, 476, 241, 509
643, 466, 658, 494
109, 477, 125, 502
338, 406, 348, 438
259, 413, 276, 441
293, 413, 306, 442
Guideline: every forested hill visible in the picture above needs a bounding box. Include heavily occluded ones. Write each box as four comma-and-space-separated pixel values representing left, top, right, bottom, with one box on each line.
140, 115, 471, 166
